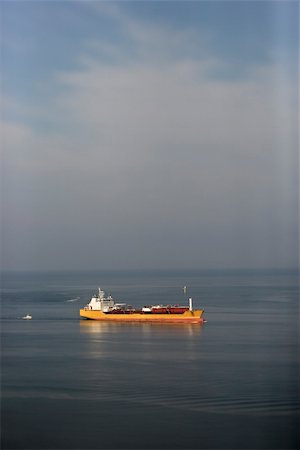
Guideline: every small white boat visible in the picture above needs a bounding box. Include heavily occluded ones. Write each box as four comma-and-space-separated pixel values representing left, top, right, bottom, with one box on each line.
22, 314, 32, 320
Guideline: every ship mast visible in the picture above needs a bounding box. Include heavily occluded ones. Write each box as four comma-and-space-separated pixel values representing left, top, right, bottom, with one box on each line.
183, 285, 187, 304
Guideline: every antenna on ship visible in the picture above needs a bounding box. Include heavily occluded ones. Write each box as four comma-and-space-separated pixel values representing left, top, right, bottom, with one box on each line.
183, 286, 187, 304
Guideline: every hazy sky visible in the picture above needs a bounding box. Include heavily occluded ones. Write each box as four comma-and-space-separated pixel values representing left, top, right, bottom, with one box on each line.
1, 1, 299, 271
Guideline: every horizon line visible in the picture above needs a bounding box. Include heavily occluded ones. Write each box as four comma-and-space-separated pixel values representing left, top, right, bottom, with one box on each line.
1, 267, 299, 274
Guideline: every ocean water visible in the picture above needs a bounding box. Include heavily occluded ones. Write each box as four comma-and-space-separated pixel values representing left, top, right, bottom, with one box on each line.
1, 269, 299, 449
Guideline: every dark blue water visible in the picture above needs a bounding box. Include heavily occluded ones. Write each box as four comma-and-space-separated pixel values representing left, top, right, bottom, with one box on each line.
1, 270, 299, 449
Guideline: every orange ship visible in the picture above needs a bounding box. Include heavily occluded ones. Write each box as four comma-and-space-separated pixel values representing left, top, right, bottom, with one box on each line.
80, 288, 204, 324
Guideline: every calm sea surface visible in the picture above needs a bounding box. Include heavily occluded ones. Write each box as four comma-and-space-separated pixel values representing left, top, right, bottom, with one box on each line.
1, 270, 299, 449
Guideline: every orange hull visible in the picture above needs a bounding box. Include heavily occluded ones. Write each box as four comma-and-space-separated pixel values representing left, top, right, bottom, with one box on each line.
80, 309, 204, 324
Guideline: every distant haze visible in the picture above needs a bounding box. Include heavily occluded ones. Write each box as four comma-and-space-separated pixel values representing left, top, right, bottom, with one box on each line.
1, 2, 299, 271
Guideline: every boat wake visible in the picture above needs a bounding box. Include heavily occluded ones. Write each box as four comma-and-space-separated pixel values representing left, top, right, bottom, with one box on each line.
66, 297, 80, 303
4, 389, 298, 417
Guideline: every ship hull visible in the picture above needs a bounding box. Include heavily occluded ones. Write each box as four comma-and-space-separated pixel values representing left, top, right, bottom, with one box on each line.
80, 309, 204, 323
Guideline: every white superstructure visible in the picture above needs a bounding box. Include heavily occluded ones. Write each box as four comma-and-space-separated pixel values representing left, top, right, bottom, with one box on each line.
84, 288, 115, 312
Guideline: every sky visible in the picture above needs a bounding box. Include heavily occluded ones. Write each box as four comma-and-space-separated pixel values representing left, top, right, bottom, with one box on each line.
1, 1, 299, 271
